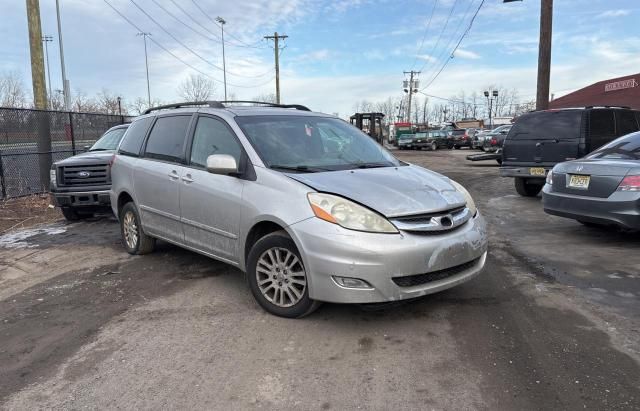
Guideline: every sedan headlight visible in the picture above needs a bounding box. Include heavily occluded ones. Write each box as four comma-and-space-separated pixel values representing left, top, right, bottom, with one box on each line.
307, 193, 398, 233
449, 180, 477, 216
546, 169, 553, 185
49, 168, 57, 187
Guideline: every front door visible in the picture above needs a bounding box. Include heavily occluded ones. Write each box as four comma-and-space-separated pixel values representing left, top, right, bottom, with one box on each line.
180, 115, 245, 263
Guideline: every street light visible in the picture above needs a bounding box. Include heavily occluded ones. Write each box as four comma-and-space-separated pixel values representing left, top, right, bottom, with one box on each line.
484, 89, 499, 129
215, 16, 227, 101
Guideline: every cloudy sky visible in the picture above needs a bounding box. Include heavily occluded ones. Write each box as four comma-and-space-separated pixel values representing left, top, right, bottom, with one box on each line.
2, 0, 639, 116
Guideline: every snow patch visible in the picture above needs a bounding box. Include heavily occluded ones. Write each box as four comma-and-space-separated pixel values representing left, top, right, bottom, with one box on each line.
0, 225, 67, 249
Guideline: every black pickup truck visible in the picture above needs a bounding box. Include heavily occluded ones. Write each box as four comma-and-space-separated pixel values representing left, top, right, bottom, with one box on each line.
50, 124, 129, 220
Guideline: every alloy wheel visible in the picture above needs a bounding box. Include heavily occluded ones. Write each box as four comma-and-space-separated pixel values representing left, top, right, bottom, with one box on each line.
123, 211, 138, 249
256, 247, 306, 308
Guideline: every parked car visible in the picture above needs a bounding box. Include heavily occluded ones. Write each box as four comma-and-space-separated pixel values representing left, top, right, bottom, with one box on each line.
482, 125, 512, 153
501, 107, 640, 197
397, 133, 415, 150
474, 125, 510, 150
449, 128, 473, 149
50, 124, 129, 220
413, 130, 449, 150
543, 131, 640, 230
110, 101, 488, 318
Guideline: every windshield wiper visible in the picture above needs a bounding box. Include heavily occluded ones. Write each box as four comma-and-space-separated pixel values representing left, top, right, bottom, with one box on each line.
354, 162, 393, 169
88, 148, 109, 152
269, 164, 330, 173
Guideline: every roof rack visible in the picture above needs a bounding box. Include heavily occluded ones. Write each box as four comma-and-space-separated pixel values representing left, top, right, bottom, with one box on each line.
143, 100, 310, 115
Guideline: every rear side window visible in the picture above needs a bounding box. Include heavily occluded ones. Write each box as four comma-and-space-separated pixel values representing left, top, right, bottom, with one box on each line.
144, 115, 192, 162
587, 132, 640, 160
589, 109, 616, 150
616, 110, 639, 137
509, 111, 582, 140
118, 117, 153, 157
190, 116, 243, 167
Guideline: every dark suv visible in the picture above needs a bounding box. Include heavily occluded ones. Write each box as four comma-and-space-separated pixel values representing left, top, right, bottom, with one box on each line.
50, 124, 129, 220
500, 107, 640, 196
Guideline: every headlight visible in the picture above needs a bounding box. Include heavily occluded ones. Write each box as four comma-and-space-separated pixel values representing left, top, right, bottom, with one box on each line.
49, 169, 57, 186
449, 180, 477, 216
546, 169, 553, 185
307, 193, 398, 233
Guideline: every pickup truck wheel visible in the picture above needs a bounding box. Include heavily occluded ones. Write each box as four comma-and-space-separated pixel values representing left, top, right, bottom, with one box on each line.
515, 177, 543, 197
61, 207, 80, 221
120, 202, 155, 255
247, 231, 321, 318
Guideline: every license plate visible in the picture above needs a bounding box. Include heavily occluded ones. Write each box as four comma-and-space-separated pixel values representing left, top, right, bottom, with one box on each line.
530, 167, 546, 176
569, 174, 590, 189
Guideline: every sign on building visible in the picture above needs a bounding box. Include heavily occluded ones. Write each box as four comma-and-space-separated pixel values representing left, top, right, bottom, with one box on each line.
604, 78, 637, 93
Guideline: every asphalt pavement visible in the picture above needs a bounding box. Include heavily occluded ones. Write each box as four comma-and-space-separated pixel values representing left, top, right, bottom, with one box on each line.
0, 149, 638, 410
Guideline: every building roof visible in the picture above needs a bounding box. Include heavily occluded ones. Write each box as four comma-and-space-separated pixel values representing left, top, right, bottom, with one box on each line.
549, 73, 640, 110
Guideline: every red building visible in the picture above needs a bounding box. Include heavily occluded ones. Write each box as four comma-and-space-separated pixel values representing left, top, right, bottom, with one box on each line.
549, 73, 640, 110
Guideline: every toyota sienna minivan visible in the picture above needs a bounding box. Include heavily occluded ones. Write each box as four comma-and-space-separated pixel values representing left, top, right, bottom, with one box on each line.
110, 101, 488, 318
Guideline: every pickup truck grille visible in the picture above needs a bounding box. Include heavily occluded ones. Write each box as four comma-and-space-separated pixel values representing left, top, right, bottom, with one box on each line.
60, 164, 109, 187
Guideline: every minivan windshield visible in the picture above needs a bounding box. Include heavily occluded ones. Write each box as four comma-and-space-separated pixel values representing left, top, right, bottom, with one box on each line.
90, 127, 127, 151
236, 115, 402, 172
586, 132, 640, 160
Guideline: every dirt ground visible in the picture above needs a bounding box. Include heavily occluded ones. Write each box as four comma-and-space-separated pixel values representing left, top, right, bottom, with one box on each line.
0, 149, 638, 410
0, 195, 61, 233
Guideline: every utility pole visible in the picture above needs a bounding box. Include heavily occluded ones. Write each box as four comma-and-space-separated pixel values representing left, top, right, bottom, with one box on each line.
264, 32, 288, 104
216, 17, 227, 100
42, 35, 53, 109
26, 0, 52, 190
137, 32, 152, 106
403, 71, 420, 125
536, 0, 553, 110
55, 0, 70, 110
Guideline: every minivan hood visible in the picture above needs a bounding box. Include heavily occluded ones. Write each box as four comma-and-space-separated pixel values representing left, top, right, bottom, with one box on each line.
285, 164, 466, 217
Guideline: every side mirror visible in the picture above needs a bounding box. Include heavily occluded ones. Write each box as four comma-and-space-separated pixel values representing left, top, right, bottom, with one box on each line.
500, 130, 507, 135
206, 154, 238, 175
83, 145, 91, 150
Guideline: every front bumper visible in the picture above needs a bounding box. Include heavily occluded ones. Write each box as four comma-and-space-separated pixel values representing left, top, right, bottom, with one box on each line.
542, 185, 640, 229
288, 212, 488, 304
50, 189, 111, 208
500, 166, 549, 179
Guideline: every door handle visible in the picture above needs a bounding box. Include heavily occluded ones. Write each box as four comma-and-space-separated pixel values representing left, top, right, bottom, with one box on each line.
182, 174, 194, 183
168, 170, 179, 180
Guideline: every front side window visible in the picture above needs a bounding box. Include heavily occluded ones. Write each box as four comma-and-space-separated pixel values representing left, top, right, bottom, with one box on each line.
90, 127, 127, 151
190, 116, 242, 167
144, 115, 191, 162
236, 115, 401, 172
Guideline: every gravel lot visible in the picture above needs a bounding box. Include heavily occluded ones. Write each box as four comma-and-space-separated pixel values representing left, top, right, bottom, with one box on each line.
0, 149, 638, 410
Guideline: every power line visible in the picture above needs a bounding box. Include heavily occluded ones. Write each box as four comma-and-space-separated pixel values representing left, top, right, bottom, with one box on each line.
188, 0, 265, 49
421, 0, 476, 82
420, 0, 485, 92
416, 0, 459, 73
410, 0, 439, 70
103, 0, 274, 89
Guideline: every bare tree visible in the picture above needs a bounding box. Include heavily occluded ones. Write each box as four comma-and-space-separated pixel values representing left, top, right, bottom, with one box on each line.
128, 97, 164, 115
178, 74, 216, 101
72, 90, 98, 113
252, 93, 277, 103
96, 89, 126, 115
0, 72, 28, 108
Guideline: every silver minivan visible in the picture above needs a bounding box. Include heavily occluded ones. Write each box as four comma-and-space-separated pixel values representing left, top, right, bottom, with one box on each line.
110, 102, 488, 317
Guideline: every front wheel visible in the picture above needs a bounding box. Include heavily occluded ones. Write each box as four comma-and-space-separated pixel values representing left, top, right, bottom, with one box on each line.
247, 231, 320, 318
120, 202, 155, 255
515, 177, 543, 197
431, 142, 438, 151
61, 207, 93, 221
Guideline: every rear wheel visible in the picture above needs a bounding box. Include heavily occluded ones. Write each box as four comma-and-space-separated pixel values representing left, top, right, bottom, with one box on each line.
515, 177, 543, 197
120, 202, 155, 255
431, 142, 438, 151
247, 231, 320, 318
454, 145, 460, 150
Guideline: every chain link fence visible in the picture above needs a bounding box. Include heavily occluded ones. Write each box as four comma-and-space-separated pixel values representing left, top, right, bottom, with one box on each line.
0, 107, 131, 199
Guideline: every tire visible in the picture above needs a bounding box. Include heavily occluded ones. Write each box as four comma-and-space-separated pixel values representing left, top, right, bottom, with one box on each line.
454, 145, 460, 150
578, 220, 604, 228
120, 202, 155, 255
247, 231, 320, 318
61, 207, 80, 221
514, 177, 543, 197
496, 158, 503, 165
431, 142, 437, 151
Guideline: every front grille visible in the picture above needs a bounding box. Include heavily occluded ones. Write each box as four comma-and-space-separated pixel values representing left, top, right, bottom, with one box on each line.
390, 207, 471, 233
60, 164, 109, 187
392, 258, 480, 287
